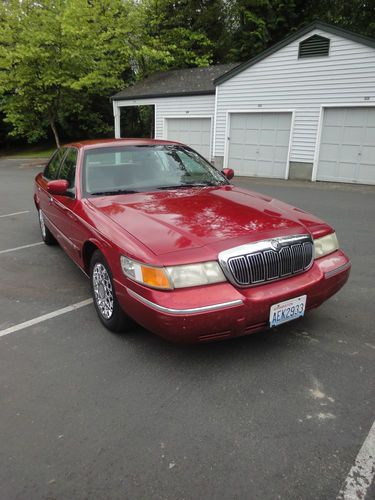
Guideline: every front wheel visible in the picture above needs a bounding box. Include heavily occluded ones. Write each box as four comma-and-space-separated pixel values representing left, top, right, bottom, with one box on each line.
38, 209, 56, 245
90, 250, 133, 333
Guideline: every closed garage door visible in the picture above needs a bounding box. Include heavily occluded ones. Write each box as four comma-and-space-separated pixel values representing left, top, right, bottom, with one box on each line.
227, 112, 292, 178
317, 107, 375, 185
165, 117, 212, 159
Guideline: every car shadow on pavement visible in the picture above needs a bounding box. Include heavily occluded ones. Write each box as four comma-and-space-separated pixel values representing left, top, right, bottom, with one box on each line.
114, 314, 319, 368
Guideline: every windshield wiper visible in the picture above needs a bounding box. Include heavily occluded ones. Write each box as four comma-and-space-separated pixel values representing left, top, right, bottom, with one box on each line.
157, 182, 220, 190
157, 184, 193, 190
90, 189, 138, 196
188, 182, 222, 187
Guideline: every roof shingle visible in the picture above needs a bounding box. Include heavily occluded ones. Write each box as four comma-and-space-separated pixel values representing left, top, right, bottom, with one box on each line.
112, 64, 238, 101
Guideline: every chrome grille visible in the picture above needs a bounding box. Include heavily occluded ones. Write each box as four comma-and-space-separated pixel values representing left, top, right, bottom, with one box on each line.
220, 235, 314, 287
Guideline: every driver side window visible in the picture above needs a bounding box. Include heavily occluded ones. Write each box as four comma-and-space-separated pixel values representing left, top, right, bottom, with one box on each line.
58, 148, 78, 192
44, 148, 66, 180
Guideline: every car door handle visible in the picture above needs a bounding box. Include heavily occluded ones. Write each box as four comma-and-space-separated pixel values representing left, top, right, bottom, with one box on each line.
48, 196, 54, 204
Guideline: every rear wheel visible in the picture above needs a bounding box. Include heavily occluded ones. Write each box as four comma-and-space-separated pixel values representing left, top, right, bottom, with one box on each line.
90, 250, 132, 333
38, 209, 56, 245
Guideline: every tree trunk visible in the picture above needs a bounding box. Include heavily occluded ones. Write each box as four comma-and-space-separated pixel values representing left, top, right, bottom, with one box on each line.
50, 120, 60, 149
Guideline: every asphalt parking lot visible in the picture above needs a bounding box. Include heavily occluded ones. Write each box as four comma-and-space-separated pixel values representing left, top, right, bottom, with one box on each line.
0, 157, 374, 500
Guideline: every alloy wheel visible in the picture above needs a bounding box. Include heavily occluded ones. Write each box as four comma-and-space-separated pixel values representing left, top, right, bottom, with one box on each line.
39, 210, 47, 239
92, 263, 114, 319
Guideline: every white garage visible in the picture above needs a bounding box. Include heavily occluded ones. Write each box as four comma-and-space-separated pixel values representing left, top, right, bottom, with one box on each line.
112, 64, 236, 163
226, 112, 293, 178
214, 21, 375, 184
164, 117, 212, 159
315, 106, 375, 185
113, 22, 375, 185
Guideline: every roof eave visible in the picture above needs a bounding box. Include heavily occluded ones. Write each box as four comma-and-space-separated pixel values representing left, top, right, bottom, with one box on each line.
111, 89, 215, 102
214, 20, 375, 86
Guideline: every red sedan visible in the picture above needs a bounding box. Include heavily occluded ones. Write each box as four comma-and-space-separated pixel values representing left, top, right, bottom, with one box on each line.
34, 139, 351, 343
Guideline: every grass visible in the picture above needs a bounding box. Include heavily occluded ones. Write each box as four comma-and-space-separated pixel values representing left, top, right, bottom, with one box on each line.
0, 144, 55, 159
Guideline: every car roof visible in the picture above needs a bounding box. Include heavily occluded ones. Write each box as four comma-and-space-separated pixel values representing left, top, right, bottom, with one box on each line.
64, 138, 184, 150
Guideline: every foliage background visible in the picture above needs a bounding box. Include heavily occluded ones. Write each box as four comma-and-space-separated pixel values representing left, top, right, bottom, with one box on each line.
0, 0, 374, 149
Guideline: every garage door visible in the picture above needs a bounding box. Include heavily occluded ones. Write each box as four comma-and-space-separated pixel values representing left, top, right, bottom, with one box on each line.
165, 117, 211, 159
227, 112, 292, 178
317, 107, 375, 185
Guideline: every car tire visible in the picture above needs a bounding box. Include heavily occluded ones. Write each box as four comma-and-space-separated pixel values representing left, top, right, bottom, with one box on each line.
90, 250, 133, 333
38, 209, 56, 245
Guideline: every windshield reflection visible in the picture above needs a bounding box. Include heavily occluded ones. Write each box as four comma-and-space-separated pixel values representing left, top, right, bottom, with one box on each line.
83, 145, 228, 196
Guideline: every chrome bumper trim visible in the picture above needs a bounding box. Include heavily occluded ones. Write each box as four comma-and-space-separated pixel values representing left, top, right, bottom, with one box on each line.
324, 261, 351, 279
126, 288, 243, 315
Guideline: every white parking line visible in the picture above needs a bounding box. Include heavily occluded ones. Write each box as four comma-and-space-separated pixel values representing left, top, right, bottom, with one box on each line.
0, 210, 30, 218
0, 299, 93, 338
0, 242, 44, 254
337, 419, 375, 499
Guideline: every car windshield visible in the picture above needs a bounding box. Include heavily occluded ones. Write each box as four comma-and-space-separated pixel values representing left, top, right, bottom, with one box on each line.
83, 145, 228, 195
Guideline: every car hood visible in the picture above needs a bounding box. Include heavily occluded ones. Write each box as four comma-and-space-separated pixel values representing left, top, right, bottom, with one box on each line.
87, 186, 330, 257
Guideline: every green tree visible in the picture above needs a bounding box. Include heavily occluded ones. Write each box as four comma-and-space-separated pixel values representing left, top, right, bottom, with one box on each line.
0, 0, 134, 147
226, 0, 299, 61
133, 0, 229, 76
1, 0, 374, 148
226, 0, 375, 63
297, 0, 375, 38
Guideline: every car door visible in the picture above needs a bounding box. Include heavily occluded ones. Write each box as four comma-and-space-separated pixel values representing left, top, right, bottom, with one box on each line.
50, 147, 83, 263
38, 148, 67, 229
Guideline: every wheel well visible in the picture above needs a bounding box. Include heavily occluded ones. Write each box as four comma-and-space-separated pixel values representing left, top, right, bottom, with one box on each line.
82, 241, 99, 275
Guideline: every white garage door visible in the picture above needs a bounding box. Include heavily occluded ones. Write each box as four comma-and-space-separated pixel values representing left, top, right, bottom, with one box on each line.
317, 107, 375, 185
227, 112, 292, 178
165, 117, 212, 159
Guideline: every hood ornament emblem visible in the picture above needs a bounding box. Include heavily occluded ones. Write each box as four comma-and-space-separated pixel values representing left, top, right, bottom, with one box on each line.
271, 240, 281, 251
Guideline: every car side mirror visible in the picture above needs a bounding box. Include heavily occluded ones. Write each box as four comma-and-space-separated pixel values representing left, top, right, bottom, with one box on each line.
47, 179, 69, 196
222, 168, 234, 180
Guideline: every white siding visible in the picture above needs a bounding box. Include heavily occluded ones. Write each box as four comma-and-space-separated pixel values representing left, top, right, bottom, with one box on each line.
114, 94, 215, 155
215, 29, 375, 164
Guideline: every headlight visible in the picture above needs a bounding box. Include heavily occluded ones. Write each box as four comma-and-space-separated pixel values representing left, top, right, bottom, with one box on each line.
166, 262, 226, 288
314, 232, 339, 259
120, 256, 226, 289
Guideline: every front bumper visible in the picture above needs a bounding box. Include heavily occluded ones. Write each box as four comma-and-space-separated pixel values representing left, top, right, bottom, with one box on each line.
114, 250, 350, 343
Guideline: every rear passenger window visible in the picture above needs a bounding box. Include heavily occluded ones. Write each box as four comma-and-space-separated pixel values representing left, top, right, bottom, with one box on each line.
44, 149, 65, 179
58, 148, 78, 190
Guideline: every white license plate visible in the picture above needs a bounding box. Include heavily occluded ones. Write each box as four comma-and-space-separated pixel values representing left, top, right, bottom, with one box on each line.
269, 295, 307, 328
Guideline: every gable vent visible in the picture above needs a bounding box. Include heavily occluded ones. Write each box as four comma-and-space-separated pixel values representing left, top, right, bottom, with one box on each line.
299, 35, 330, 58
